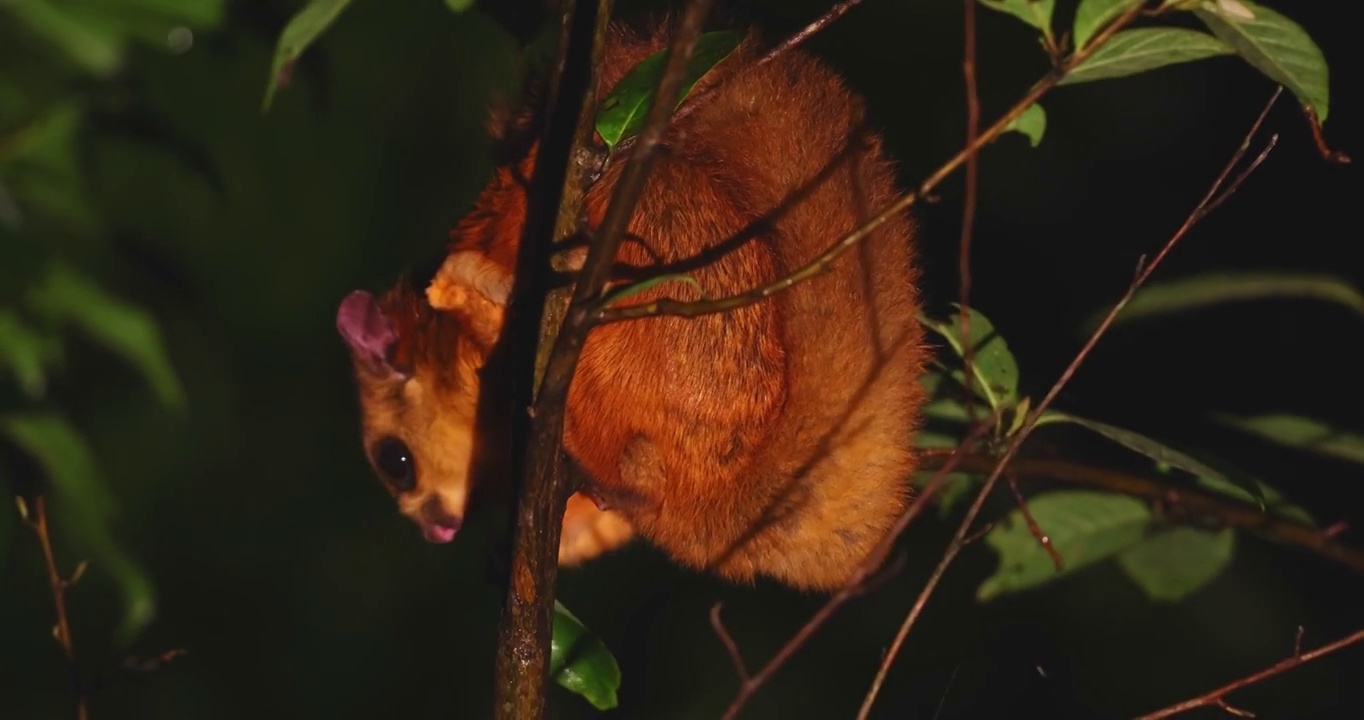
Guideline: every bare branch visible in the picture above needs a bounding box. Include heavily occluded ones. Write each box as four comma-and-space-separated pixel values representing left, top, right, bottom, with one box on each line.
1006, 472, 1062, 571
494, 0, 719, 716
25, 496, 89, 720
1136, 627, 1364, 719
854, 88, 1284, 720
492, 0, 614, 715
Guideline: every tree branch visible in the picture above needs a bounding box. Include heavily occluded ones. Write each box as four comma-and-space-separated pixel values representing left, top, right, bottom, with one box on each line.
855, 88, 1284, 719
493, 0, 717, 716
1135, 627, 1364, 719
533, 0, 617, 394
492, 0, 611, 715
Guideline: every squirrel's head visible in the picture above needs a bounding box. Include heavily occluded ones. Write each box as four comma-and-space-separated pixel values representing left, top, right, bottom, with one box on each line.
336, 249, 514, 545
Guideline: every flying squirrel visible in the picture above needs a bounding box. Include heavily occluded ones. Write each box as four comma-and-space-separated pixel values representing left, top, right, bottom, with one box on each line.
336, 18, 928, 592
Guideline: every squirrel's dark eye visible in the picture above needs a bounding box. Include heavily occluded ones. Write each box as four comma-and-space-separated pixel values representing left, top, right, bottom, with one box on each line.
371, 437, 416, 492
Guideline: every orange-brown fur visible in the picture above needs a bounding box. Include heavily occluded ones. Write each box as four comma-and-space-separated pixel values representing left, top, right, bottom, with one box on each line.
342, 20, 927, 591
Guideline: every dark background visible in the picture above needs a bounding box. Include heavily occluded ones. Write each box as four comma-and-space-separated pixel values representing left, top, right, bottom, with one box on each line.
3, 0, 1362, 718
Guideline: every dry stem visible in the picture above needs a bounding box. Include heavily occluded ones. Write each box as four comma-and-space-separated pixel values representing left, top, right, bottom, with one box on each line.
23, 496, 89, 720
957, 0, 981, 423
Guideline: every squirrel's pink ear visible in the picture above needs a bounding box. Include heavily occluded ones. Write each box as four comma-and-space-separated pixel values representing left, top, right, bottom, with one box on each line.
337, 290, 400, 375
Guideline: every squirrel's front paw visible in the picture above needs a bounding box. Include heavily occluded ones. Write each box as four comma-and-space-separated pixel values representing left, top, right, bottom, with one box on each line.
559, 492, 635, 566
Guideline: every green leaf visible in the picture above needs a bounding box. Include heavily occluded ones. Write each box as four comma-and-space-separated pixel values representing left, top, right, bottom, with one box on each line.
1036, 411, 1312, 523
1072, 0, 1143, 51
0, 309, 61, 399
921, 306, 1020, 412
1194, 0, 1330, 121
1, 412, 156, 639
603, 273, 702, 306
1118, 526, 1234, 602
925, 396, 971, 424
978, 490, 1151, 601
0, 102, 99, 237
978, 0, 1057, 38
261, 0, 356, 112
1094, 272, 1364, 330
1003, 102, 1047, 147
920, 367, 973, 425
915, 431, 962, 450
1006, 396, 1032, 437
118, 0, 224, 26
26, 263, 185, 411
5, 0, 124, 76
444, 0, 476, 11
550, 600, 621, 710
595, 30, 743, 150
1037, 410, 1234, 485
1216, 414, 1364, 467
1059, 28, 1233, 86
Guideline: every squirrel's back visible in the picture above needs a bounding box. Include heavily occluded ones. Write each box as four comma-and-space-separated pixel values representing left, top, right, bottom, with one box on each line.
561, 21, 926, 590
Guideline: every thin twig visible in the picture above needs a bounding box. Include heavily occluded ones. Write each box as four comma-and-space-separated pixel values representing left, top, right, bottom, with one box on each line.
1006, 472, 1062, 570
1135, 627, 1364, 719
596, 0, 1154, 326
710, 603, 750, 682
719, 416, 998, 720
24, 497, 89, 720
958, 0, 981, 424
855, 88, 1284, 720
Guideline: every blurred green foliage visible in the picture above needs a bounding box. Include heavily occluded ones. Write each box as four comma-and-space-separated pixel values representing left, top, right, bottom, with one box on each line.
2, 0, 1362, 718
2, 0, 224, 641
